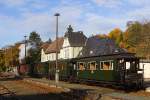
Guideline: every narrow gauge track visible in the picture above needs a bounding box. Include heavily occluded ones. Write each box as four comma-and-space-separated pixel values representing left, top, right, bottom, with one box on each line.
0, 84, 19, 100
0, 78, 67, 100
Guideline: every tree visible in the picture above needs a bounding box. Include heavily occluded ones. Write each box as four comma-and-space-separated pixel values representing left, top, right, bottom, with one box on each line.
124, 21, 150, 59
46, 38, 52, 43
136, 22, 150, 59
0, 43, 19, 72
67, 25, 73, 33
108, 28, 123, 46
29, 31, 42, 46
0, 50, 5, 72
125, 22, 142, 48
27, 31, 42, 76
96, 34, 109, 39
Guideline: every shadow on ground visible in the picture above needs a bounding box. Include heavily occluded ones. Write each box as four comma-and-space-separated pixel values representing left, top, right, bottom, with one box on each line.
0, 89, 99, 100
0, 77, 22, 82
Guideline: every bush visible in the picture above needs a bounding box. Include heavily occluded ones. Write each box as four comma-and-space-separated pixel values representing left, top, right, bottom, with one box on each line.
0, 66, 7, 72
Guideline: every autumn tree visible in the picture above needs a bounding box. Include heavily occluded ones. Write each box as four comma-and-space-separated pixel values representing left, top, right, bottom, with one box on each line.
108, 28, 124, 46
96, 34, 109, 39
0, 43, 20, 72
125, 22, 142, 49
124, 21, 150, 59
0, 50, 5, 72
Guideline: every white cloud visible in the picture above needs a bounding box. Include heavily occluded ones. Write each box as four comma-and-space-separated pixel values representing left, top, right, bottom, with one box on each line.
0, 1, 127, 44
78, 13, 127, 35
0, 0, 49, 11
91, 0, 122, 8
127, 7, 150, 20
0, 3, 84, 43
1, 0, 150, 47
127, 0, 150, 7
0, 0, 26, 7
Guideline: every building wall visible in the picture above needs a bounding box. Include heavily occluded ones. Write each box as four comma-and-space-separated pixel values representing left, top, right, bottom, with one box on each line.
140, 62, 150, 79
19, 43, 31, 64
60, 47, 82, 59
41, 49, 46, 62
73, 47, 82, 58
62, 37, 70, 47
41, 49, 61, 62
125, 61, 150, 79
41, 37, 83, 61
60, 37, 83, 59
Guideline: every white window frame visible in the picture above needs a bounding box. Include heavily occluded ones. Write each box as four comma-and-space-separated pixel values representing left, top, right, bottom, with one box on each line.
77, 62, 86, 71
100, 60, 114, 70
87, 61, 97, 70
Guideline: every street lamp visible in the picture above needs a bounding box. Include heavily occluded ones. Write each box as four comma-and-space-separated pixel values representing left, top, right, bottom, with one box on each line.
54, 13, 60, 84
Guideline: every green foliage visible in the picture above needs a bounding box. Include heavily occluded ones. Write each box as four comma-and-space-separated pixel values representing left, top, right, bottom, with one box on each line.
29, 31, 42, 46
46, 38, 52, 43
126, 22, 142, 48
108, 28, 124, 46
27, 31, 42, 63
97, 21, 150, 59
1, 44, 19, 68
67, 25, 73, 33
36, 63, 49, 75
125, 21, 150, 59
116, 32, 123, 46
27, 31, 42, 75
0, 66, 7, 72
0, 51, 5, 68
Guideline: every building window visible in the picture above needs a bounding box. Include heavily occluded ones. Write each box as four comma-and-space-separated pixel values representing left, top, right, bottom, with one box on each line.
78, 62, 85, 71
100, 60, 113, 70
64, 48, 69, 58
74, 64, 76, 70
52, 54, 53, 60
49, 55, 50, 60
88, 61, 97, 70
47, 56, 49, 61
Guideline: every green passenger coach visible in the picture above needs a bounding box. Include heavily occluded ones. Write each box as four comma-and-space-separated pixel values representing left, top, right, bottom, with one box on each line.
73, 53, 143, 88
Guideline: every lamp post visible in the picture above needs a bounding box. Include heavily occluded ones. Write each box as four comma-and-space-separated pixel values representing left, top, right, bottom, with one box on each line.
54, 13, 60, 84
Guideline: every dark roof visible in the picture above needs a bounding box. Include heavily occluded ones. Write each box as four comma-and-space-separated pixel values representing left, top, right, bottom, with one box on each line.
45, 37, 64, 54
64, 31, 87, 47
78, 36, 127, 58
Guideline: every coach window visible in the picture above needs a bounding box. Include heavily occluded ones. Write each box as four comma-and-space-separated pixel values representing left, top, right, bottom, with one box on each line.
78, 62, 85, 71
100, 61, 113, 70
88, 61, 97, 71
73, 64, 76, 70
61, 65, 64, 70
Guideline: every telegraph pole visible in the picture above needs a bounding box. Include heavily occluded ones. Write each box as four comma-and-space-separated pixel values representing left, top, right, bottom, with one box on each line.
54, 13, 60, 84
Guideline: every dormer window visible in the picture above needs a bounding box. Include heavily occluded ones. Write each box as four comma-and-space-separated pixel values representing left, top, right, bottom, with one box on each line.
90, 50, 93, 54
115, 49, 119, 53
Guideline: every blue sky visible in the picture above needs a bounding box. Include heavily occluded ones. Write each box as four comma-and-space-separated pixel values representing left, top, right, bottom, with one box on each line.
0, 0, 150, 48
